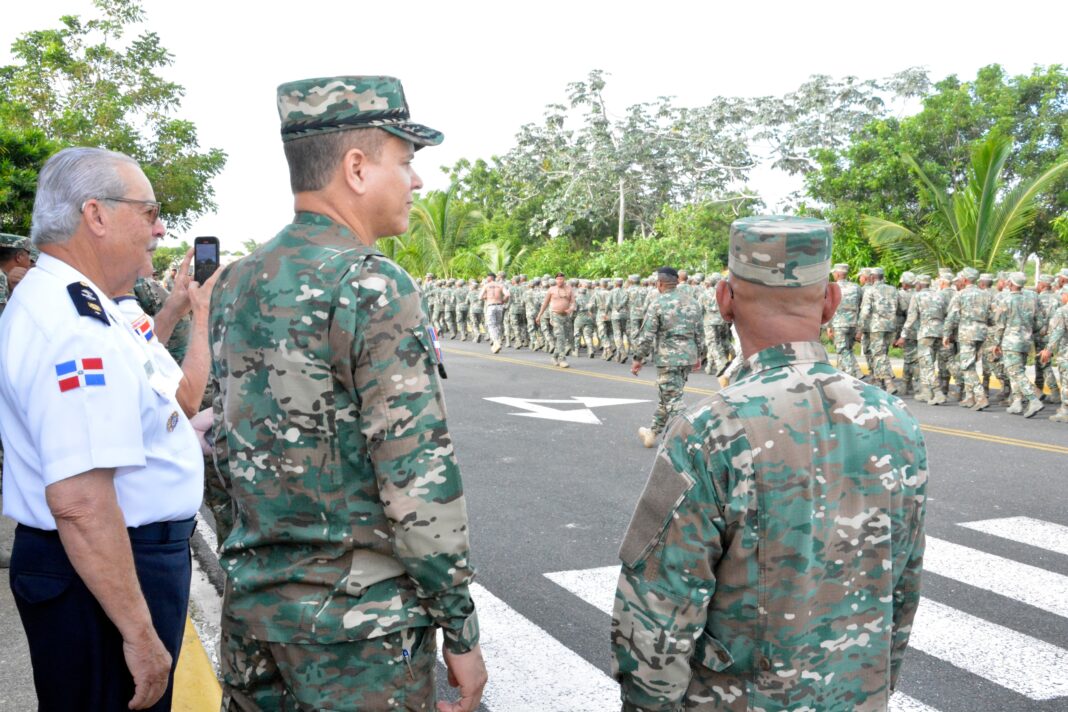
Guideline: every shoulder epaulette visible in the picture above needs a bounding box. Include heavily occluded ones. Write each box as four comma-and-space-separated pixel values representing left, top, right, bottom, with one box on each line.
67, 281, 110, 327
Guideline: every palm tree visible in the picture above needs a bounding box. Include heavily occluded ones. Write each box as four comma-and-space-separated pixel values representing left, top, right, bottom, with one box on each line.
863, 134, 1068, 272
395, 183, 483, 278
476, 238, 528, 275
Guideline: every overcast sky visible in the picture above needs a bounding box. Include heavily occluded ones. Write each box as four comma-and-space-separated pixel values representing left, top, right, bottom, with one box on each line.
5, 0, 1067, 251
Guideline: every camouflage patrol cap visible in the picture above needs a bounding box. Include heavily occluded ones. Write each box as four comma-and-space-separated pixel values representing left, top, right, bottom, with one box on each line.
978, 272, 994, 283
628, 274, 640, 282
709, 272, 723, 283
871, 266, 885, 278
568, 277, 578, 286
900, 271, 915, 285
0, 232, 31, 249
938, 267, 954, 279
1009, 271, 1026, 287
1037, 273, 1053, 284
961, 267, 980, 282
614, 277, 624, 285
728, 216, 832, 288
692, 272, 704, 282
859, 267, 872, 276
915, 273, 931, 285
601, 278, 611, 286
832, 263, 850, 274
276, 76, 443, 147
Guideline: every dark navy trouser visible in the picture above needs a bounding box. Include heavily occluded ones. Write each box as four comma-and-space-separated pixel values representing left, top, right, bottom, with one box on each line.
10, 518, 194, 712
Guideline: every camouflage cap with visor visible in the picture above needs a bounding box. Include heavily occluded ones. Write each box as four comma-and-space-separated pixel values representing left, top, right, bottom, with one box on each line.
728, 215, 832, 287
277, 76, 443, 148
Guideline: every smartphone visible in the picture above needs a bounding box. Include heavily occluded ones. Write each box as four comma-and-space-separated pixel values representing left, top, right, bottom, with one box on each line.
193, 236, 220, 284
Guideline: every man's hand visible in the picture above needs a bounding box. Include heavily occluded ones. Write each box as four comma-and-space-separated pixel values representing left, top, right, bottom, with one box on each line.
7, 265, 28, 291
855, 332, 862, 342
631, 359, 643, 376
942, 337, 951, 348
994, 345, 1002, 358
692, 360, 702, 373
187, 262, 222, 322
124, 629, 172, 709
825, 327, 834, 341
190, 408, 214, 455
1040, 348, 1051, 365
437, 645, 487, 712
894, 337, 904, 348
164, 249, 195, 317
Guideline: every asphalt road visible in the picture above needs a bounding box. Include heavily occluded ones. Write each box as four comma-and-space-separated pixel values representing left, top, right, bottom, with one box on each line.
437, 338, 1068, 712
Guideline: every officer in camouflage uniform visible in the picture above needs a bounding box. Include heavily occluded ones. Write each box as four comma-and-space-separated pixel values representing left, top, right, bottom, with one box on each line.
210, 76, 486, 712
1039, 287, 1068, 422
699, 273, 732, 376
827, 262, 862, 379
858, 267, 875, 376
609, 277, 630, 362
943, 267, 993, 410
897, 271, 918, 393
1035, 274, 1061, 403
995, 272, 1044, 418
901, 274, 947, 404
573, 279, 597, 358
466, 279, 484, 343
510, 275, 528, 349
980, 273, 1008, 397
625, 275, 646, 360
612, 215, 926, 712
631, 267, 700, 449
525, 277, 544, 351
455, 280, 470, 341
859, 266, 898, 393
935, 271, 961, 399
596, 278, 614, 360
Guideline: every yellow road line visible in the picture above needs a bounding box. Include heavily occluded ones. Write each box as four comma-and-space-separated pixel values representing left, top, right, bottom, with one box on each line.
446, 347, 1063, 455
173, 616, 221, 711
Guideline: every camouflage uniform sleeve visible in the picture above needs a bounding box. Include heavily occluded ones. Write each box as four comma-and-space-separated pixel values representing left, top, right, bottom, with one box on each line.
338, 257, 479, 654
632, 301, 660, 363
611, 414, 729, 711
859, 288, 873, 328
891, 434, 928, 690
901, 296, 919, 339
943, 293, 961, 337
1050, 309, 1066, 351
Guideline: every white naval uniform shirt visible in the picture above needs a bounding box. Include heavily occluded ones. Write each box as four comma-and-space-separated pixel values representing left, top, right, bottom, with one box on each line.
0, 254, 203, 530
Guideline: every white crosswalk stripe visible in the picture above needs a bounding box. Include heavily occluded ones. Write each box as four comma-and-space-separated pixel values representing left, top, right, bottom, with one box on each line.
958, 516, 1068, 557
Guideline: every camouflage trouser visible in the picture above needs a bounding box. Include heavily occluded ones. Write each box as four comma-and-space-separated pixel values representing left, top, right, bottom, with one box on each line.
469, 310, 484, 342
507, 310, 526, 347
938, 338, 960, 388
611, 317, 628, 357
549, 312, 574, 362
574, 316, 595, 355
958, 340, 985, 399
456, 307, 469, 339
442, 309, 457, 338
831, 327, 861, 379
917, 337, 942, 392
869, 332, 894, 381
539, 312, 555, 347
982, 337, 1004, 386
485, 304, 505, 345
651, 366, 690, 434
1035, 338, 1058, 395
704, 324, 732, 376
1055, 355, 1068, 406
861, 330, 875, 374
431, 306, 444, 333
221, 626, 436, 712
597, 319, 613, 357
902, 338, 918, 389
1002, 349, 1038, 402
628, 319, 643, 357
719, 325, 736, 361
526, 309, 541, 348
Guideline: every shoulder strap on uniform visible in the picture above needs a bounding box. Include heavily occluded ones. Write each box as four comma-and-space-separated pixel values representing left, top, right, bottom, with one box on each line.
67, 281, 110, 327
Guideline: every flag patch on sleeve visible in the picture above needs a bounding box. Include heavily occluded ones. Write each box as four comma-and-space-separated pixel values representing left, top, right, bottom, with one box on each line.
55, 358, 106, 392
132, 314, 154, 342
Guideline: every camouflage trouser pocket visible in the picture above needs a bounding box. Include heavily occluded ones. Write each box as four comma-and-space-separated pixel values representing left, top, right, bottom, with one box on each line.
618, 449, 695, 567
694, 631, 735, 672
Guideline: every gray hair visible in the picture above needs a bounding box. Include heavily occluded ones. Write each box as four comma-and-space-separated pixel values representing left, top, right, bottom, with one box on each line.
31, 147, 138, 246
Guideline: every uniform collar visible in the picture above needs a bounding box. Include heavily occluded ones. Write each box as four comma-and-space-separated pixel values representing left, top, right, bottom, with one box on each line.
731, 341, 831, 383
34, 253, 114, 306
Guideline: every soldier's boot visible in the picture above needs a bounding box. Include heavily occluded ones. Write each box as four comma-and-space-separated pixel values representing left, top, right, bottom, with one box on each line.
998, 386, 1013, 403
883, 379, 898, 395
1050, 408, 1068, 423
982, 375, 991, 392
948, 384, 962, 401
1023, 398, 1045, 419
914, 388, 931, 403
902, 376, 914, 396
1006, 399, 1024, 415
928, 390, 947, 406
638, 427, 657, 448
959, 394, 975, 408
972, 394, 990, 411
1047, 385, 1062, 404
559, 359, 569, 369
491, 341, 502, 354
704, 360, 714, 375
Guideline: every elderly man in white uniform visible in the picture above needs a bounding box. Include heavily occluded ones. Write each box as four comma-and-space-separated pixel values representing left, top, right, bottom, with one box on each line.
0, 147, 214, 711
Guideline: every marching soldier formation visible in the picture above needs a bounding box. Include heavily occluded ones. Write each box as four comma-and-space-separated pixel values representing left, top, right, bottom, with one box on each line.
423, 260, 1068, 438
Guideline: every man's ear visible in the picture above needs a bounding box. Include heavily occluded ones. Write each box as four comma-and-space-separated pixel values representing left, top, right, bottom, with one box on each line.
822, 281, 842, 324
80, 199, 109, 239
340, 147, 370, 196
716, 279, 734, 323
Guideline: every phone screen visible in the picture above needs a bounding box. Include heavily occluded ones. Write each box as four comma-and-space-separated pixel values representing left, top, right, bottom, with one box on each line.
195, 243, 218, 262
194, 237, 220, 283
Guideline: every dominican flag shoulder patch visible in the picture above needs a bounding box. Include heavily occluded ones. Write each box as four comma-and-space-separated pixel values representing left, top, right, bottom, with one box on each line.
132, 314, 154, 342
56, 358, 106, 393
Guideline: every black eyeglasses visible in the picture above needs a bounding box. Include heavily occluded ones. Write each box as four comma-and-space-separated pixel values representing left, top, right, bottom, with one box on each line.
83, 197, 162, 223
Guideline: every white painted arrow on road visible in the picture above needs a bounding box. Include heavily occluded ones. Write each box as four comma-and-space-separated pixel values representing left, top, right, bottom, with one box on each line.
484, 396, 649, 424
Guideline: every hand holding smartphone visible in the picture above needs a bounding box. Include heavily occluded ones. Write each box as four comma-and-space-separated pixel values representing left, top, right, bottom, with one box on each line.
193, 236, 220, 284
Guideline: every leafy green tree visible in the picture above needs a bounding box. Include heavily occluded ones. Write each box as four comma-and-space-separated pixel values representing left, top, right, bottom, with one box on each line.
385, 185, 483, 278
864, 135, 1068, 272
0, 0, 226, 232
653, 193, 765, 270
476, 238, 527, 276
0, 122, 60, 234
151, 240, 190, 273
